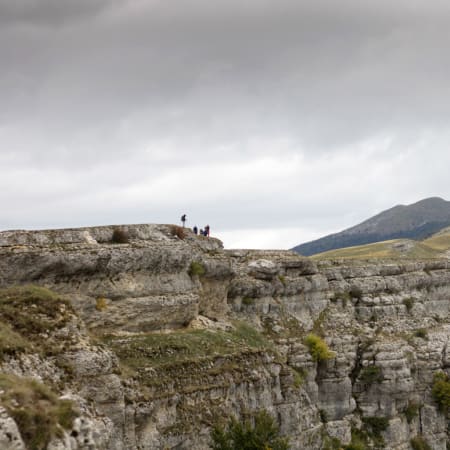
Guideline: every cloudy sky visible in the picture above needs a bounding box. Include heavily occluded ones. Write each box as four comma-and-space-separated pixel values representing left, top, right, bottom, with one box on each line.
1, 0, 450, 249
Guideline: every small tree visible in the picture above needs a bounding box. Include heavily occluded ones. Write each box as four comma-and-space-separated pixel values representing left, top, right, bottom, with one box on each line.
211, 410, 289, 450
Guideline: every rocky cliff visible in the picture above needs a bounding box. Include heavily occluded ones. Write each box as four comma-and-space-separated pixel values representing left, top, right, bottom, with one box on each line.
0, 224, 449, 450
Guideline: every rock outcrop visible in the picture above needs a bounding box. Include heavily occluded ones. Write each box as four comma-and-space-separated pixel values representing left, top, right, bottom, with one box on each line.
0, 224, 449, 449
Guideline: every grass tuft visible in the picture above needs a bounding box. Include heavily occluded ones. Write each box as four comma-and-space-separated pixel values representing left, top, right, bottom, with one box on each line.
405, 401, 420, 423
0, 373, 78, 450
188, 261, 206, 277
0, 286, 73, 356
403, 297, 415, 312
359, 365, 383, 384
0, 321, 31, 358
410, 435, 432, 450
95, 297, 108, 312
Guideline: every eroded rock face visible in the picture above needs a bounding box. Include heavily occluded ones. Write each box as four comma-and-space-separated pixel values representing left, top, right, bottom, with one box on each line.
0, 225, 449, 449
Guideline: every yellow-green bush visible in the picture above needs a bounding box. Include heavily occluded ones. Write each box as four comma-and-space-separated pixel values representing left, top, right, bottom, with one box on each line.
304, 333, 335, 362
188, 261, 206, 277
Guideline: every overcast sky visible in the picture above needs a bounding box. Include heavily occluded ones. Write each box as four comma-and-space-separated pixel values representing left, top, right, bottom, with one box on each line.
1, 0, 450, 249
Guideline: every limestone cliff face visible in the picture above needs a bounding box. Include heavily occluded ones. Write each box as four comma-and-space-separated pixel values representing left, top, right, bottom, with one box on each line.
0, 225, 449, 449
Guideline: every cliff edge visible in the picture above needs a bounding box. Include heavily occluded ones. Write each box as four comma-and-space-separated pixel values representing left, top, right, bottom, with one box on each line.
0, 224, 449, 449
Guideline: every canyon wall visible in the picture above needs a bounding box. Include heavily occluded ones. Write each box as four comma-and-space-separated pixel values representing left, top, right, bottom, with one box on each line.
0, 225, 448, 449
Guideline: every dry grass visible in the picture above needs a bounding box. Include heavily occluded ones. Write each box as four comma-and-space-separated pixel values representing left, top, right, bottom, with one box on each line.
312, 241, 398, 260
312, 239, 443, 260
0, 373, 78, 450
169, 225, 186, 240
95, 297, 108, 311
0, 285, 74, 357
423, 229, 450, 251
0, 321, 31, 358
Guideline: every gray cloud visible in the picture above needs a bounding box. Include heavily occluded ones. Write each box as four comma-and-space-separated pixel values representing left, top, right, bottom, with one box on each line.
1, 0, 450, 247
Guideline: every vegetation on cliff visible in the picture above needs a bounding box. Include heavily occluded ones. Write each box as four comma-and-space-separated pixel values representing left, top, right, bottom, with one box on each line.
103, 322, 274, 381
211, 409, 289, 450
0, 373, 78, 450
0, 285, 75, 359
304, 333, 335, 362
432, 371, 450, 413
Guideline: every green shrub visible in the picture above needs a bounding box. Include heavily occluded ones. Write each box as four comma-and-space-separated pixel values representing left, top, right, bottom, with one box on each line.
0, 373, 78, 450
292, 367, 307, 388
304, 333, 335, 362
405, 401, 420, 423
319, 409, 328, 423
242, 297, 255, 306
414, 328, 428, 339
211, 410, 289, 450
112, 228, 129, 243
432, 371, 450, 412
323, 436, 343, 450
344, 443, 365, 450
359, 365, 383, 385
361, 416, 388, 448
188, 261, 206, 277
349, 286, 363, 299
344, 428, 368, 450
278, 275, 286, 285
411, 436, 432, 450
402, 297, 414, 312
362, 416, 389, 435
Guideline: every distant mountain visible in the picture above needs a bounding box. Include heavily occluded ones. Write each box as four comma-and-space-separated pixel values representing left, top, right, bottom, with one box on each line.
292, 197, 450, 256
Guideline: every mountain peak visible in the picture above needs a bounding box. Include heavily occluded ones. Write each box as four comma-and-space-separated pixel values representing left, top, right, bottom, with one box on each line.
292, 197, 450, 256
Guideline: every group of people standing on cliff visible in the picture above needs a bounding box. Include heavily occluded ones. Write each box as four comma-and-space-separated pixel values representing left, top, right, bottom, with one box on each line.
180, 214, 210, 237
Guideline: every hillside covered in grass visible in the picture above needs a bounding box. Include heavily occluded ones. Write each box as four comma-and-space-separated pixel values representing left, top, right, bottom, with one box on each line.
312, 227, 450, 260
293, 197, 450, 256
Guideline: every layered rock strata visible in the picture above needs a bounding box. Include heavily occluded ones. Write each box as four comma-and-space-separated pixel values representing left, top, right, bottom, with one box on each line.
0, 225, 448, 449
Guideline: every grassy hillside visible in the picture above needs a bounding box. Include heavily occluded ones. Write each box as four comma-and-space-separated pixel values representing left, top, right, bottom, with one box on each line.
312, 229, 450, 260
423, 226, 450, 251
293, 197, 450, 256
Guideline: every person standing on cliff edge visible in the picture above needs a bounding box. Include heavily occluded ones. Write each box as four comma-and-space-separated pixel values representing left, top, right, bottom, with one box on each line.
181, 214, 186, 227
